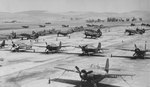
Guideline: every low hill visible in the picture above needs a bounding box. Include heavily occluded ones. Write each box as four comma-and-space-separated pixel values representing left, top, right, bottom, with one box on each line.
0, 10, 149, 23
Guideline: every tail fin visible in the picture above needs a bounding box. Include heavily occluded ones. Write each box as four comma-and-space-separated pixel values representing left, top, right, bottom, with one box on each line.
97, 42, 101, 50
145, 41, 147, 51
134, 44, 137, 49
105, 58, 109, 73
59, 41, 62, 49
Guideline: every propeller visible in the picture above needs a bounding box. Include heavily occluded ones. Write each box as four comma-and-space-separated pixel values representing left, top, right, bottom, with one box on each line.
75, 66, 93, 74
10, 41, 16, 50
45, 42, 48, 52
75, 66, 80, 73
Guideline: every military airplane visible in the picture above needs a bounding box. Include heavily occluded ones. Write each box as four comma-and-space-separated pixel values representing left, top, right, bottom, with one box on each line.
78, 42, 103, 55
141, 23, 150, 27
35, 41, 69, 53
84, 29, 102, 39
62, 25, 69, 27
130, 23, 135, 26
113, 42, 150, 59
57, 30, 74, 37
54, 58, 135, 87
10, 41, 35, 52
124, 28, 145, 35
0, 31, 17, 39
22, 26, 29, 28
6, 31, 39, 41
19, 33, 39, 40
45, 22, 51, 24
64, 42, 107, 57
39, 25, 46, 28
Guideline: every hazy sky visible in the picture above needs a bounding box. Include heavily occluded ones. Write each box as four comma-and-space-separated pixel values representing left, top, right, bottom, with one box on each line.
0, 0, 149, 13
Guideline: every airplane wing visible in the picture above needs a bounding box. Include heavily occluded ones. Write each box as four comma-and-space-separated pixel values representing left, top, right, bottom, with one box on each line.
51, 78, 81, 86
145, 29, 150, 31
61, 45, 72, 47
106, 73, 135, 77
146, 50, 150, 52
94, 67, 122, 71
61, 52, 106, 57
33, 45, 71, 48
100, 48, 109, 50
118, 48, 135, 51
54, 67, 79, 73
51, 78, 119, 87
32, 45, 46, 48
112, 55, 150, 59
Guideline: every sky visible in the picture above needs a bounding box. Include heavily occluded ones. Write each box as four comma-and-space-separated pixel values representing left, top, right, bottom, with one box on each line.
0, 0, 149, 13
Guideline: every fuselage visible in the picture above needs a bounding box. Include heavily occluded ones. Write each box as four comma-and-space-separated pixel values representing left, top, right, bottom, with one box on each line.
46, 45, 61, 52
79, 71, 107, 83
11, 43, 32, 52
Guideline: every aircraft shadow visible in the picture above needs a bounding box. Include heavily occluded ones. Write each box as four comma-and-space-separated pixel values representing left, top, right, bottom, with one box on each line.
38, 50, 106, 57
62, 52, 106, 57
51, 78, 120, 87
111, 55, 150, 59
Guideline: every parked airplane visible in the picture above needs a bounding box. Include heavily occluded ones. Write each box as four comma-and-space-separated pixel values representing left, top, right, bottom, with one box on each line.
62, 25, 69, 27
7, 31, 39, 41
124, 28, 145, 35
114, 42, 150, 59
36, 41, 69, 53
77, 42, 104, 55
84, 29, 102, 39
54, 58, 135, 87
19, 33, 39, 40
57, 30, 74, 37
22, 26, 29, 28
10, 41, 35, 52
39, 25, 46, 28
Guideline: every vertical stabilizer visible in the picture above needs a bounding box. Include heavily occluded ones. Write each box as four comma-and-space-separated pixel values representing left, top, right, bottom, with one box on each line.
134, 44, 137, 49
105, 58, 109, 73
97, 42, 101, 50
145, 41, 147, 51
59, 41, 62, 49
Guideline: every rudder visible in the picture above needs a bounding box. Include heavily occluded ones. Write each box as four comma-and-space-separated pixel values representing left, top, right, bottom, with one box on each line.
105, 58, 109, 73
59, 41, 62, 49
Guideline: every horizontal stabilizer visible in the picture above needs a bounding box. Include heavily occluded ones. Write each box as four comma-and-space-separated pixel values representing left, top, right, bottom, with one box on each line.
54, 67, 79, 73
98, 67, 122, 71
106, 73, 135, 78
